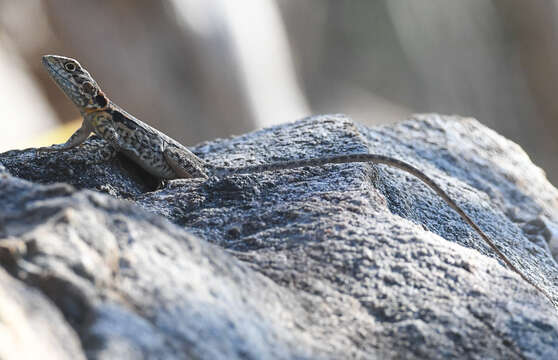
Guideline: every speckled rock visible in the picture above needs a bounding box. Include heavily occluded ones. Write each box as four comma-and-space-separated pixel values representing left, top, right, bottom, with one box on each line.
1, 114, 558, 359
0, 266, 85, 360
0, 137, 156, 197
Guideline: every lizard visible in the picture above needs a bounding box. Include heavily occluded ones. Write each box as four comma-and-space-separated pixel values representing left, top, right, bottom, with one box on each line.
40, 54, 555, 306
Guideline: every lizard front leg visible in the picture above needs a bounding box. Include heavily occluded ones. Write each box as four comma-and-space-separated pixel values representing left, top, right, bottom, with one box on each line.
36, 115, 117, 165
37, 120, 93, 153
88, 111, 142, 158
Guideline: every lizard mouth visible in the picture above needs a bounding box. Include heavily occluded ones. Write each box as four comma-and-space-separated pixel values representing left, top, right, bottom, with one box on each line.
42, 56, 81, 99
43, 59, 71, 85
42, 57, 61, 79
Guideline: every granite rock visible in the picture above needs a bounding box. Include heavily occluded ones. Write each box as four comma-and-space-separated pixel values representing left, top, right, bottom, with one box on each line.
1, 114, 558, 359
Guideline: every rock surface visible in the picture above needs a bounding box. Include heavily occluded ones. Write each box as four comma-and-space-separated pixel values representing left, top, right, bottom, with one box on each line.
1, 114, 558, 359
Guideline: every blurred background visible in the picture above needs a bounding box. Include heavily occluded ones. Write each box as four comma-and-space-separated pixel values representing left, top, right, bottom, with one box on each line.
1, 1, 558, 184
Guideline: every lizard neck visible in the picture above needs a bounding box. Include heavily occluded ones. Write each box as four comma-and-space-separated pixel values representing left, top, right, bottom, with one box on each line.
79, 90, 111, 116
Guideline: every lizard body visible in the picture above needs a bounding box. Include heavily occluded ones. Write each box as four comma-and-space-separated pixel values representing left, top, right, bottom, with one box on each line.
41, 55, 208, 180
41, 55, 554, 306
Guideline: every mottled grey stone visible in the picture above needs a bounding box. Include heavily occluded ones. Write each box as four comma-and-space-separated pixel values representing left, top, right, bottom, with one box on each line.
1, 114, 558, 359
0, 137, 155, 197
0, 266, 85, 360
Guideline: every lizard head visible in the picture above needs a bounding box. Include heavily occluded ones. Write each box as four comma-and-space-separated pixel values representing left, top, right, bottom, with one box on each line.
42, 55, 109, 112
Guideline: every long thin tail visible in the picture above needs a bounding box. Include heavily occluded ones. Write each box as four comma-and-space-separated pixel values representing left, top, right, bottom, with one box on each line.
210, 154, 555, 306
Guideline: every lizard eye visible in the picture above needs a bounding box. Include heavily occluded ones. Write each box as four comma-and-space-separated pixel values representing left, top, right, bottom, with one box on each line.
64, 62, 76, 72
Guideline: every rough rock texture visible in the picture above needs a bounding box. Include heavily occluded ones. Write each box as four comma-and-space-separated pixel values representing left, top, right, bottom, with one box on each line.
1, 114, 558, 359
